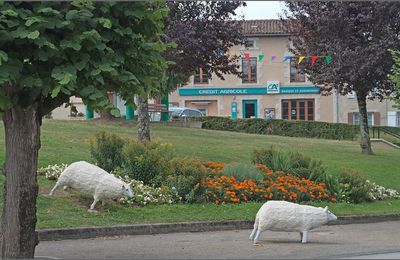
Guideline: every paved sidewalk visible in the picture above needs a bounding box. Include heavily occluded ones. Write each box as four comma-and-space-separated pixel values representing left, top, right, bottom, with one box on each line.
35, 220, 400, 259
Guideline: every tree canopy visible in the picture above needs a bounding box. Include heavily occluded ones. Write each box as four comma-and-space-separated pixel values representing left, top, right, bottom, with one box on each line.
284, 2, 400, 154
0, 1, 167, 116
0, 1, 168, 257
157, 1, 245, 96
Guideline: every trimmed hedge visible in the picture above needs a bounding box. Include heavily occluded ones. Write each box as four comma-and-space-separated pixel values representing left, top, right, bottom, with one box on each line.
195, 116, 360, 140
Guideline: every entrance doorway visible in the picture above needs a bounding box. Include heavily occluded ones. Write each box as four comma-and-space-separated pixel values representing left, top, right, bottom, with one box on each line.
242, 100, 257, 118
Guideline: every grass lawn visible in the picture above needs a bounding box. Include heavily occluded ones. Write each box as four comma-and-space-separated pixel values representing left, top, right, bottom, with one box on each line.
1, 119, 400, 229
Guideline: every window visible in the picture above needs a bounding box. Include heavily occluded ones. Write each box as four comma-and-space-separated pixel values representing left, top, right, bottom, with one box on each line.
282, 99, 314, 121
353, 112, 374, 126
181, 110, 190, 117
198, 108, 208, 116
242, 58, 257, 83
290, 57, 305, 82
189, 110, 203, 117
244, 39, 255, 48
193, 67, 208, 84
397, 112, 400, 126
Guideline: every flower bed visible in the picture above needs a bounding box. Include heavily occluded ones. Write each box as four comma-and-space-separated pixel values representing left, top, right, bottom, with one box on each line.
203, 161, 335, 204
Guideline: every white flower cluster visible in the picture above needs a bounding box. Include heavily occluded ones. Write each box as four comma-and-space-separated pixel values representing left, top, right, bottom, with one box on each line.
367, 180, 400, 201
118, 176, 181, 206
37, 164, 68, 180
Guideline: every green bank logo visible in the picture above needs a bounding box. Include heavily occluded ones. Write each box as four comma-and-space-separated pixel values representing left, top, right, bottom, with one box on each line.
267, 81, 280, 94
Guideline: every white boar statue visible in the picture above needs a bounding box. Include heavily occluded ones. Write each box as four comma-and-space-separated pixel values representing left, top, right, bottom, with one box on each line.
249, 200, 337, 244
48, 161, 133, 211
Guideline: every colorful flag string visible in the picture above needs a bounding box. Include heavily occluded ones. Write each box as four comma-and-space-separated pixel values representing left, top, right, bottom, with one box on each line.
233, 51, 332, 65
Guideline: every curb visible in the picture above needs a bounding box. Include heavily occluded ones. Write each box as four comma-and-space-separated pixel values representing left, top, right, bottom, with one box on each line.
37, 214, 400, 241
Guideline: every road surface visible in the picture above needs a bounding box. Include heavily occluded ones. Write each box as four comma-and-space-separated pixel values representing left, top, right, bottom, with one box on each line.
35, 220, 400, 259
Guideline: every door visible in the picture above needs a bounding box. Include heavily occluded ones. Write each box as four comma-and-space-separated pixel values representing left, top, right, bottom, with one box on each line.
242, 100, 258, 118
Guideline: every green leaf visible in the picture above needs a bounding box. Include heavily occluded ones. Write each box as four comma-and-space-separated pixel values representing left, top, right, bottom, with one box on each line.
25, 17, 42, 27
99, 18, 112, 29
98, 63, 115, 72
1, 9, 18, 17
27, 30, 40, 39
60, 40, 81, 51
51, 85, 61, 98
0, 50, 8, 65
51, 66, 77, 85
110, 107, 121, 117
37, 7, 60, 15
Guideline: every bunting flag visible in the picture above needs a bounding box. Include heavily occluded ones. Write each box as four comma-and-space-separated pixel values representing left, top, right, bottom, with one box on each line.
283, 55, 291, 62
326, 55, 332, 64
232, 54, 331, 64
298, 56, 305, 64
244, 52, 250, 63
311, 55, 318, 65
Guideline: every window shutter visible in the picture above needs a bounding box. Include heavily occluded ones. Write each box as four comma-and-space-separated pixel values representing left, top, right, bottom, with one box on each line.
348, 112, 353, 124
373, 112, 380, 126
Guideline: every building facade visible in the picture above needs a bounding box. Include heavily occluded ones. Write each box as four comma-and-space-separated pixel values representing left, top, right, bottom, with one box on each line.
169, 19, 400, 127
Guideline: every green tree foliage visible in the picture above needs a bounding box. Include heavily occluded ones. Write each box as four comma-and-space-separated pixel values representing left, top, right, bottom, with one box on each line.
390, 47, 400, 109
0, 1, 167, 257
285, 2, 400, 154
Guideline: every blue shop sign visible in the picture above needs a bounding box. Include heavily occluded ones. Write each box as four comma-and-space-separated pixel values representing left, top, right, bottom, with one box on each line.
179, 88, 268, 96
179, 86, 320, 96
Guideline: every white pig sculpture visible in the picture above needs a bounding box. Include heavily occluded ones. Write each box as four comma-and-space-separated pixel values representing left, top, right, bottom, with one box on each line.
249, 200, 337, 244
48, 161, 133, 211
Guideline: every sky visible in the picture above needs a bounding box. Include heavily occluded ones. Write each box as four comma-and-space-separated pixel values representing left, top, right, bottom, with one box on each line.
236, 1, 287, 20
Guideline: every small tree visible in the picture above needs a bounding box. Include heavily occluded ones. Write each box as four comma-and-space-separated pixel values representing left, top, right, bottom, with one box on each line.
390, 46, 400, 109
136, 1, 245, 142
0, 2, 167, 257
285, 2, 400, 154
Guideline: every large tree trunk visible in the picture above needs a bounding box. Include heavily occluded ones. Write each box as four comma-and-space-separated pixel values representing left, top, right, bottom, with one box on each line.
0, 104, 40, 258
137, 95, 151, 142
356, 92, 374, 155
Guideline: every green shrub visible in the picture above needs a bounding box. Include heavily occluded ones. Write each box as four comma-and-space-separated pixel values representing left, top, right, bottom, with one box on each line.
122, 140, 173, 185
221, 162, 264, 181
162, 158, 207, 203
251, 147, 274, 166
252, 147, 327, 180
117, 175, 181, 206
89, 131, 124, 172
252, 147, 293, 173
251, 147, 338, 194
37, 163, 69, 180
337, 169, 373, 203
197, 116, 359, 140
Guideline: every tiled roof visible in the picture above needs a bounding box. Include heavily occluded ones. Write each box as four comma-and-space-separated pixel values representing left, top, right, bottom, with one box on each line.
241, 19, 293, 36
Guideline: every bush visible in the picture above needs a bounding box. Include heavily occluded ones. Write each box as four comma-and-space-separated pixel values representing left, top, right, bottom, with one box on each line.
337, 169, 373, 203
162, 158, 207, 203
221, 162, 264, 182
251, 147, 338, 194
252, 148, 326, 179
117, 175, 181, 206
367, 180, 400, 201
197, 116, 359, 140
252, 147, 291, 171
121, 140, 173, 186
89, 131, 124, 173
37, 163, 68, 180
251, 148, 274, 166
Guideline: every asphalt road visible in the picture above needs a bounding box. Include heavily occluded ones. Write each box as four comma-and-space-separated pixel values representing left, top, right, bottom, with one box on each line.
35, 220, 400, 259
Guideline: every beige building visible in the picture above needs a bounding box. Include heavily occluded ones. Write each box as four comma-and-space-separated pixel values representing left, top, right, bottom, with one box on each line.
169, 19, 400, 127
